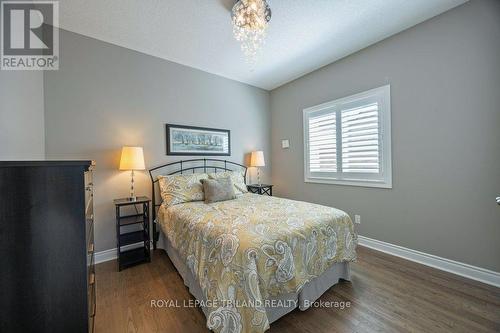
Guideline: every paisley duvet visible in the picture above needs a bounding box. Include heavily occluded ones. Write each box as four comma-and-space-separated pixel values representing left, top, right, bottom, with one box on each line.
158, 193, 357, 333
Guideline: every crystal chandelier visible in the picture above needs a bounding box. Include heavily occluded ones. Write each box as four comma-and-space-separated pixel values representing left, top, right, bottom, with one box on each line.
231, 0, 272, 65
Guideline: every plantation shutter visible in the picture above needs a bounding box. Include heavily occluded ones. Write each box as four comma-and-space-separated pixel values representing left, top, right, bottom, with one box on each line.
308, 112, 337, 173
341, 103, 380, 173
303, 85, 391, 188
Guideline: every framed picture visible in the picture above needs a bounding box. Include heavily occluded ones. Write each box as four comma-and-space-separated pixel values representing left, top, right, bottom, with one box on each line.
166, 124, 231, 156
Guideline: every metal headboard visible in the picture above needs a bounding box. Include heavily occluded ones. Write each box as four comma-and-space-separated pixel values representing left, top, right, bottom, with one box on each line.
148, 158, 248, 249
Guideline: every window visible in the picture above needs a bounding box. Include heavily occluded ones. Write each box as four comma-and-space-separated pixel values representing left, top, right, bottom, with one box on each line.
303, 85, 392, 188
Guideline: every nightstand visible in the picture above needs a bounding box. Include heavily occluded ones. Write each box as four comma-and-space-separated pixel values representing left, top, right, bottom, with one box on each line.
247, 184, 273, 196
114, 196, 151, 271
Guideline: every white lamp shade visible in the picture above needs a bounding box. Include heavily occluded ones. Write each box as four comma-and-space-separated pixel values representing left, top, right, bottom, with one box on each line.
250, 151, 265, 167
119, 146, 145, 170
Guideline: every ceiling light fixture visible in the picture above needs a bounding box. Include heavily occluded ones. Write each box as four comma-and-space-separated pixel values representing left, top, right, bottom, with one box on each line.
231, 0, 271, 66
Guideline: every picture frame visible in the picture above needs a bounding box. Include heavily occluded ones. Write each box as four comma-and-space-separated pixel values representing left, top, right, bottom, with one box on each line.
166, 124, 231, 156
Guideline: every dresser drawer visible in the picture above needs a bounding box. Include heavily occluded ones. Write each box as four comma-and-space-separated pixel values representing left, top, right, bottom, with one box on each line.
87, 237, 94, 267
88, 262, 95, 294
87, 241, 94, 256
84, 167, 94, 187
85, 194, 93, 219
85, 167, 94, 215
87, 275, 96, 333
86, 218, 94, 289
87, 232, 95, 269
88, 314, 95, 333
87, 253, 94, 279
86, 215, 94, 243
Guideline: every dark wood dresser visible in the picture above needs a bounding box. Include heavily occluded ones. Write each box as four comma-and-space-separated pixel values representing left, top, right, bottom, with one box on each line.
0, 161, 95, 333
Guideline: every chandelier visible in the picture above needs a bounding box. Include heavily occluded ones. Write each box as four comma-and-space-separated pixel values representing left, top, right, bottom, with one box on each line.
231, 0, 272, 65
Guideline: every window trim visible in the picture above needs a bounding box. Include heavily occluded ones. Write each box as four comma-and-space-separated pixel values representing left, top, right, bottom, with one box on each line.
303, 85, 392, 189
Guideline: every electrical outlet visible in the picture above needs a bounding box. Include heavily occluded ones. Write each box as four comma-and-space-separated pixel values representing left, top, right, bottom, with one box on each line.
354, 215, 361, 224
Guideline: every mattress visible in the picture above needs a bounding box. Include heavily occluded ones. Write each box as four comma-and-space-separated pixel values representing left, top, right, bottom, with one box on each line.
157, 193, 357, 333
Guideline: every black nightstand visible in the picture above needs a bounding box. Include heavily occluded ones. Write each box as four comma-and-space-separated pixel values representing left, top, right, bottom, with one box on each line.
114, 196, 151, 271
247, 184, 273, 196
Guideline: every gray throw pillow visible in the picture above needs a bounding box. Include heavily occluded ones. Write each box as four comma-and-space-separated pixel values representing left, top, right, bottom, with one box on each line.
201, 177, 237, 203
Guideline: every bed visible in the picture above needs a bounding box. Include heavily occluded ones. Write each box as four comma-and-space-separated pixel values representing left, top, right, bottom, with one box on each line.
149, 159, 357, 333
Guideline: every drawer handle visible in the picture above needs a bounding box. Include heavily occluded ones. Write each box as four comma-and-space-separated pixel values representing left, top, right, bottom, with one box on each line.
88, 243, 94, 254
90, 272, 95, 285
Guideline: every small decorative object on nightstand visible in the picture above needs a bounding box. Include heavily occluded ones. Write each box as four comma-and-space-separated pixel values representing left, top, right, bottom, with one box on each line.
247, 184, 273, 196
114, 196, 151, 271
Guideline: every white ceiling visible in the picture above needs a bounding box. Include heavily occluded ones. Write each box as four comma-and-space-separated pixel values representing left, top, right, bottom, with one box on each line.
58, 0, 468, 90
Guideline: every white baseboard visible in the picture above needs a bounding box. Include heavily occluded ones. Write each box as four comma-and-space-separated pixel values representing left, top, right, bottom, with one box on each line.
95, 242, 149, 264
358, 235, 500, 288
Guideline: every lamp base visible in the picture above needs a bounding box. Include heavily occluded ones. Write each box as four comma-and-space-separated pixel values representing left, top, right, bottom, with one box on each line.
129, 170, 136, 202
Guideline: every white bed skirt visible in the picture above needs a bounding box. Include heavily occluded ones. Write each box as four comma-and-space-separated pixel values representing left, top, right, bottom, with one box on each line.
157, 230, 351, 325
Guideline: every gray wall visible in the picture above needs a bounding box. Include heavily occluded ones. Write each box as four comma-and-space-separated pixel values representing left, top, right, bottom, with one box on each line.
44, 29, 271, 252
0, 71, 45, 159
270, 0, 500, 271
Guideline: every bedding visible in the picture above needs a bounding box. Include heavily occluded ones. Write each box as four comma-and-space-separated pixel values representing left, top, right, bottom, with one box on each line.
158, 193, 357, 333
208, 170, 248, 195
158, 173, 208, 206
158, 232, 351, 326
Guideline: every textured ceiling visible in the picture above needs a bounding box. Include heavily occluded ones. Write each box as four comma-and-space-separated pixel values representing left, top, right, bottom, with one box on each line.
58, 0, 468, 90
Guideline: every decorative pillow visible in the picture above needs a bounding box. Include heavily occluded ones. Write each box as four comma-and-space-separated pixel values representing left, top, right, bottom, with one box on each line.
158, 173, 208, 206
208, 170, 248, 195
201, 178, 237, 203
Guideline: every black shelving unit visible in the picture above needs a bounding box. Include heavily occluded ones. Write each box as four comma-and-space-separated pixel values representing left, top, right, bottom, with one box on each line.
114, 196, 151, 271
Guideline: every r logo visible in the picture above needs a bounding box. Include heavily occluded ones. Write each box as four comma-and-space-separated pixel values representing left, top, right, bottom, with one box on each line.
1, 1, 59, 70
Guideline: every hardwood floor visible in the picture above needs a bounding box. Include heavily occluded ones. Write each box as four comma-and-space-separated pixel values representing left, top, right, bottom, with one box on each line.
95, 246, 500, 332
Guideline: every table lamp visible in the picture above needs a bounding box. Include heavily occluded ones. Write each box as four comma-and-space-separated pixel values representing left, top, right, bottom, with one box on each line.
119, 146, 145, 201
250, 150, 265, 185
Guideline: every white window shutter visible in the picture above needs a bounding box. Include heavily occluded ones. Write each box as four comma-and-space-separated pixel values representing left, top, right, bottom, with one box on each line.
308, 112, 337, 173
341, 103, 380, 173
303, 85, 392, 188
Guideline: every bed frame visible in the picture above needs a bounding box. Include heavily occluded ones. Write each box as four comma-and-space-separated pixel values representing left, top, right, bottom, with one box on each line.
148, 159, 248, 249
